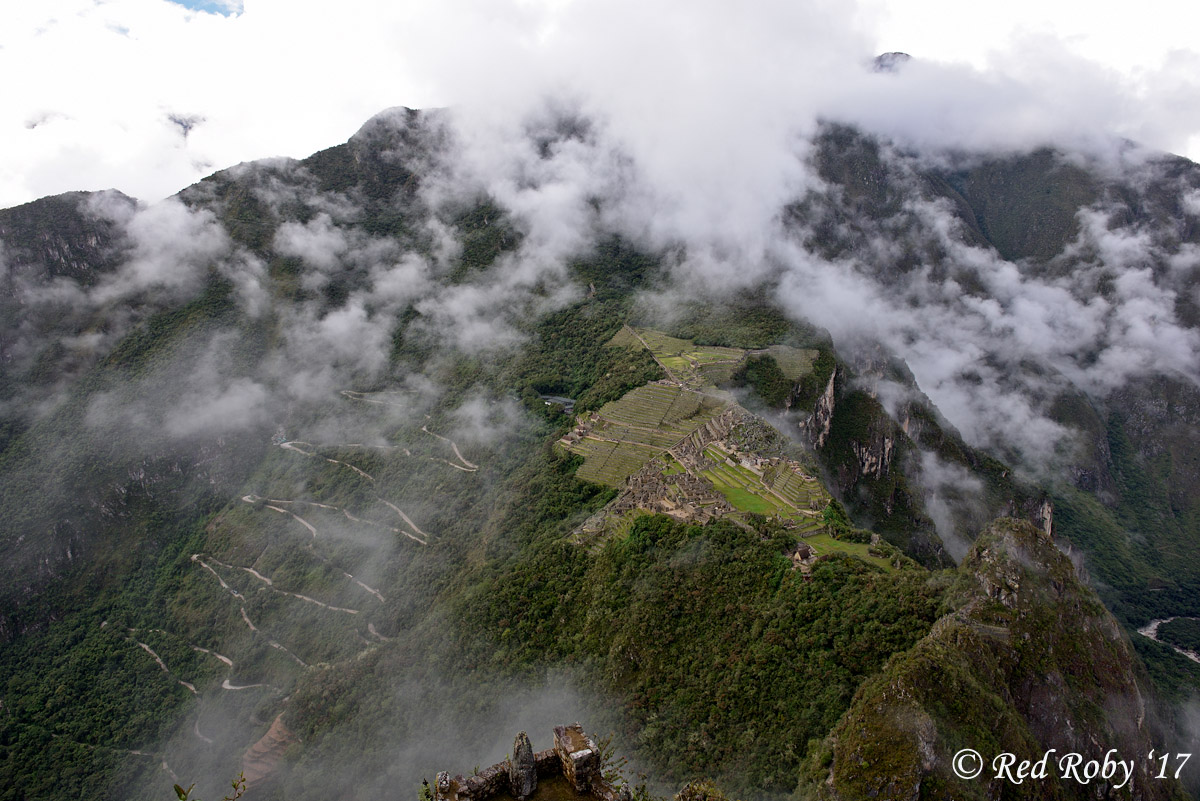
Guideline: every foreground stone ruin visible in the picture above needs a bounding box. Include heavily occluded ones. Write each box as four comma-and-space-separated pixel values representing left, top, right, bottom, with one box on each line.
434, 724, 632, 801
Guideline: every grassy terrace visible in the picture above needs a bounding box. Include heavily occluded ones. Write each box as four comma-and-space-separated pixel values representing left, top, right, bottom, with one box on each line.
765, 345, 818, 380
803, 532, 896, 570
698, 362, 739, 385
627, 327, 747, 387
763, 464, 827, 509
571, 439, 665, 486
622, 326, 818, 387
566, 384, 727, 487
636, 329, 744, 364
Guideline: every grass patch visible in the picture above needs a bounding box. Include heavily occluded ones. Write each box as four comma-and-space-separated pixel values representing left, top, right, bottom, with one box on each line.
631, 327, 748, 388
804, 532, 895, 571
663, 456, 686, 476
766, 345, 818, 380
715, 483, 779, 515
700, 448, 821, 522
572, 440, 664, 486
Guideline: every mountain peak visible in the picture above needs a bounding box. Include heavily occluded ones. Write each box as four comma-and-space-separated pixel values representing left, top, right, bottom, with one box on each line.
872, 51, 912, 73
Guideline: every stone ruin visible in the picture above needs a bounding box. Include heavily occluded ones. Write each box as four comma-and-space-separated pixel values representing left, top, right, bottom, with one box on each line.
569, 403, 833, 547
569, 456, 734, 545
434, 724, 631, 801
558, 412, 601, 448
668, 407, 746, 472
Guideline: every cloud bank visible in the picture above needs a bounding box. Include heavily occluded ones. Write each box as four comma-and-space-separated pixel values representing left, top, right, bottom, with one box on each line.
4, 0, 1200, 209
6, 2, 1200, 480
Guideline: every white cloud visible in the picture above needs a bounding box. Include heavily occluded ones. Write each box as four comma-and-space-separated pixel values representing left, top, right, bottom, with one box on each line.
917, 451, 984, 562
4, 0, 1200, 210
92, 195, 231, 302
768, 177, 1200, 472
275, 213, 352, 287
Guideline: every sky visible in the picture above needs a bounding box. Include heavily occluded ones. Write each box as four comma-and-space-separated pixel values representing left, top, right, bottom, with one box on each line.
2, 0, 1200, 208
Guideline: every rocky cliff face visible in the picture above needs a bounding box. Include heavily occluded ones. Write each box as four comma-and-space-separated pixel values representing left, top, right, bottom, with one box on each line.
794, 340, 1053, 569
0, 190, 134, 288
242, 714, 298, 790
802, 362, 947, 565
800, 366, 837, 448
805, 518, 1186, 801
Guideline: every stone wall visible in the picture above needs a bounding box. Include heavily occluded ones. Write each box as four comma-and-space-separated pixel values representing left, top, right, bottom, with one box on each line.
434, 725, 630, 801
553, 724, 599, 792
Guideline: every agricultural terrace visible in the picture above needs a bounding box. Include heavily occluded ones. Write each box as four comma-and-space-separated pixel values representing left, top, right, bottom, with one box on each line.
612, 326, 819, 389
564, 384, 727, 486
700, 443, 828, 533
764, 345, 818, 381
627, 327, 746, 387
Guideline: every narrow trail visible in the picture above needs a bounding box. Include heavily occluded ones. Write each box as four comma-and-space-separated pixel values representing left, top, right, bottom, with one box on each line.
280, 441, 376, 482
244, 494, 339, 512
343, 442, 413, 456
263, 502, 320, 538
627, 325, 681, 383
1138, 617, 1200, 665
334, 391, 481, 471
192, 555, 245, 601
191, 646, 277, 691
194, 719, 213, 745
192, 653, 277, 692
111, 624, 279, 708
191, 645, 234, 667
339, 389, 403, 407
270, 641, 307, 667
200, 554, 363, 614
341, 571, 386, 603
135, 641, 169, 673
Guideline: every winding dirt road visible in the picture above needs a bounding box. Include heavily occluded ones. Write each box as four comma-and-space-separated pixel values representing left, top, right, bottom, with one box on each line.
190, 554, 309, 666
114, 624, 280, 727
1138, 617, 1200, 665
280, 441, 376, 482
241, 493, 428, 548
199, 554, 362, 614
334, 392, 481, 472
421, 424, 478, 470
123, 633, 198, 696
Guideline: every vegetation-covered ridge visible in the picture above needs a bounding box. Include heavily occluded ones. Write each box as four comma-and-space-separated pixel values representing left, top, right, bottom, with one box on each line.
797, 518, 1192, 801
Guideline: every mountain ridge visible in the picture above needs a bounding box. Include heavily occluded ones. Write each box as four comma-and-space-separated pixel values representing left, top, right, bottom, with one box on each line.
0, 104, 1197, 799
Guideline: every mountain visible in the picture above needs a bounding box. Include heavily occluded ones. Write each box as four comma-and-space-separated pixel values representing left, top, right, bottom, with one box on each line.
801, 518, 1187, 800
0, 102, 1198, 801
